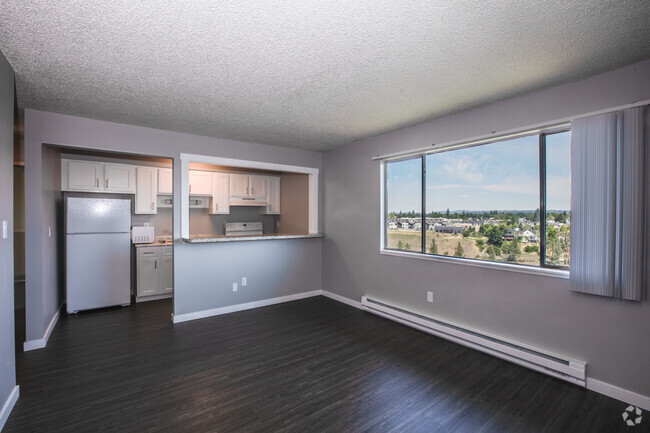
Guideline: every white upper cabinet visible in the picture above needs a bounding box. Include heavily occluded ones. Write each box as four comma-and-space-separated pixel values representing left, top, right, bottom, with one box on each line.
189, 171, 213, 195
66, 160, 103, 191
104, 164, 135, 193
158, 168, 173, 195
249, 175, 267, 199
210, 172, 230, 215
265, 176, 281, 214
63, 159, 135, 193
229, 174, 268, 202
135, 166, 157, 214
229, 174, 249, 197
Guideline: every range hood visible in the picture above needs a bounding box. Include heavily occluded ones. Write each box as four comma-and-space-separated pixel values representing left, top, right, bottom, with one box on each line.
229, 197, 268, 207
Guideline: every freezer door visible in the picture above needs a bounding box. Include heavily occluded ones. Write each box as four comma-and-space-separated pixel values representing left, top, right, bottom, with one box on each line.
66, 232, 131, 313
66, 197, 131, 234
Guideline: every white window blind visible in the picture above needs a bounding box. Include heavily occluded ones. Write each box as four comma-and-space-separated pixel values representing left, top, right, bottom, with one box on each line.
570, 105, 648, 301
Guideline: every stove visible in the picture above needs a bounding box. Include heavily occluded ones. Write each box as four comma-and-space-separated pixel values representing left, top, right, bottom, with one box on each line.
224, 222, 263, 236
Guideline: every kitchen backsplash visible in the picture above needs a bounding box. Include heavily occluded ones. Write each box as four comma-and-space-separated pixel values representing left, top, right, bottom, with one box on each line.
189, 206, 278, 235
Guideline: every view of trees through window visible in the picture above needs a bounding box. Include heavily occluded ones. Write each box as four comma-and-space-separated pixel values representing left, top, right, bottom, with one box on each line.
385, 131, 571, 268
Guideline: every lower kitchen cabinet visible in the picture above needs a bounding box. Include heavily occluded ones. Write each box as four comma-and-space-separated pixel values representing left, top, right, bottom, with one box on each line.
136, 246, 173, 301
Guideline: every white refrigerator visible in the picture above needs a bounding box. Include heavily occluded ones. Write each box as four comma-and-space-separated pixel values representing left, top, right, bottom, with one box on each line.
66, 197, 132, 313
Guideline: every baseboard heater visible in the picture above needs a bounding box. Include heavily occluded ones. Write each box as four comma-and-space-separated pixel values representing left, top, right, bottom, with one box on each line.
361, 296, 586, 386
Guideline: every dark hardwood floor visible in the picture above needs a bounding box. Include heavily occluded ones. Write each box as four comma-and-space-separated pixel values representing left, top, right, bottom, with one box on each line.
5, 296, 646, 432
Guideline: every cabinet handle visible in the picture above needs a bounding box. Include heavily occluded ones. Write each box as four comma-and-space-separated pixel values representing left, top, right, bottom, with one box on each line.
96, 178, 99, 187
190, 184, 192, 193
155, 259, 157, 269
151, 202, 154, 210
106, 179, 109, 188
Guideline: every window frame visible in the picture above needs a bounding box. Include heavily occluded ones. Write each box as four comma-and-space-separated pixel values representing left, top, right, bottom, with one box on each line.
381, 126, 571, 274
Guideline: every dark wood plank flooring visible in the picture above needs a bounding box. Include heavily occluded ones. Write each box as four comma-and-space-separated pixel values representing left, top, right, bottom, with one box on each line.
5, 297, 646, 432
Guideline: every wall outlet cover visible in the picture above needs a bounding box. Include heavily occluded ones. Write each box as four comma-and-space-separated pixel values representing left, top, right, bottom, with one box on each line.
427, 291, 433, 303
232, 282, 238, 292
242, 277, 247, 286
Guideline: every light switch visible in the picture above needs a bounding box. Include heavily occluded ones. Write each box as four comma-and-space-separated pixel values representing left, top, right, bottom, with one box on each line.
2, 221, 7, 239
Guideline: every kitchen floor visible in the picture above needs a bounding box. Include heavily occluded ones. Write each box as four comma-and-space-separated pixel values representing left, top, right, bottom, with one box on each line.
4, 297, 638, 433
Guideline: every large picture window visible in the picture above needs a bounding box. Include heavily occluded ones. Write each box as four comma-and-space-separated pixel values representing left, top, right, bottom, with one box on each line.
384, 130, 571, 269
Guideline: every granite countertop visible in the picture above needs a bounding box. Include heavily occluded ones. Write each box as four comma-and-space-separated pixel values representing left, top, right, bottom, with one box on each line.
134, 237, 174, 247
183, 233, 324, 243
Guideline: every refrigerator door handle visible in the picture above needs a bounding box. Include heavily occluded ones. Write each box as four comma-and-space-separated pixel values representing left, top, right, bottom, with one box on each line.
155, 259, 157, 269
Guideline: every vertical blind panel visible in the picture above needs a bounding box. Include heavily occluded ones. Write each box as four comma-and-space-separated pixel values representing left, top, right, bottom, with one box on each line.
619, 106, 646, 301
570, 113, 618, 297
570, 106, 647, 301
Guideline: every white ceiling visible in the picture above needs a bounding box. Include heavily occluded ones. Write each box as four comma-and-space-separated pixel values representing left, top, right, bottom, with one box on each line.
1, 1, 649, 151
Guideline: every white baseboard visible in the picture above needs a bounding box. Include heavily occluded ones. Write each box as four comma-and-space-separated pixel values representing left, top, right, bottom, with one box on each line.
587, 378, 650, 411
321, 290, 363, 309
0, 386, 19, 431
172, 290, 322, 323
24, 304, 61, 352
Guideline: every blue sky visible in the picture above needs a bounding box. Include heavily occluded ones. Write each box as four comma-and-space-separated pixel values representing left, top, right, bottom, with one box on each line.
386, 132, 571, 213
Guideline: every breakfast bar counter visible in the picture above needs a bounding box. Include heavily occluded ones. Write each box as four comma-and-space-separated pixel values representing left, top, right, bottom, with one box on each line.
182, 233, 324, 243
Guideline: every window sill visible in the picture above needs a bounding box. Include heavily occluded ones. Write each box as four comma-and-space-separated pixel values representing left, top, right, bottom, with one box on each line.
379, 249, 570, 279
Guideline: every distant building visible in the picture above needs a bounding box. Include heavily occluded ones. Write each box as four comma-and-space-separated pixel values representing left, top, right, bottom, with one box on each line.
434, 225, 464, 234
520, 230, 538, 243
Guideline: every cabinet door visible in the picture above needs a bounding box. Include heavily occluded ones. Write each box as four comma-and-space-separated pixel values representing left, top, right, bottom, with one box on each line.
210, 173, 230, 214
159, 255, 174, 295
104, 164, 135, 193
266, 176, 281, 214
230, 174, 249, 197
137, 256, 159, 297
189, 171, 213, 195
249, 175, 267, 199
158, 168, 173, 195
135, 167, 157, 214
68, 161, 103, 191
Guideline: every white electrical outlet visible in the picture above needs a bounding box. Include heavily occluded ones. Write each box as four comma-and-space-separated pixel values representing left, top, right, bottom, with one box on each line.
2, 221, 7, 239
427, 291, 433, 303
242, 277, 247, 286
232, 282, 238, 292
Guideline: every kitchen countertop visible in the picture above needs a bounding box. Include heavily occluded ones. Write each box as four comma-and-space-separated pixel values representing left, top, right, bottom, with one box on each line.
134, 238, 174, 247
183, 233, 324, 243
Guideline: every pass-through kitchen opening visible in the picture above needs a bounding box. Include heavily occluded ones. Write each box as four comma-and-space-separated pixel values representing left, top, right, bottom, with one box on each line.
187, 162, 311, 240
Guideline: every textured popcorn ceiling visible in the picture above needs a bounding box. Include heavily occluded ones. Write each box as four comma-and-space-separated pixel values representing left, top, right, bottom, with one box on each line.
1, 1, 649, 151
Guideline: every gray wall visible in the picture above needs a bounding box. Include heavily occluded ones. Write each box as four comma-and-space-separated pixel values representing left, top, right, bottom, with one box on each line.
0, 51, 17, 422
175, 238, 321, 315
322, 60, 650, 397
24, 109, 322, 340
40, 146, 63, 337
278, 173, 310, 234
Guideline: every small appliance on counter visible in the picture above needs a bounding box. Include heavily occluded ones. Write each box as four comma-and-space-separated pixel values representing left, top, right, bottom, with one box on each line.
224, 222, 263, 236
132, 225, 155, 244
